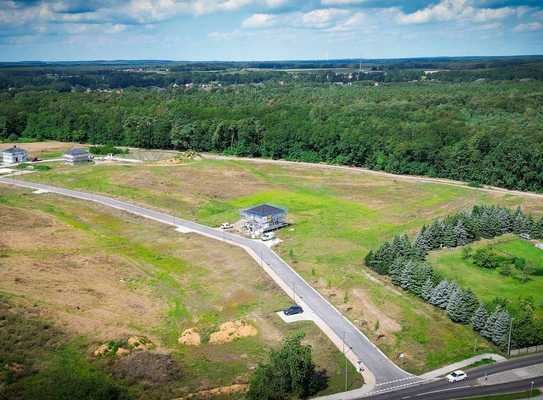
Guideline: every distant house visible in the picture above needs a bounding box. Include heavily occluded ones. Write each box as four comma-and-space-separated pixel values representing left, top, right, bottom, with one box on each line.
1, 146, 27, 164
241, 204, 287, 234
64, 147, 91, 164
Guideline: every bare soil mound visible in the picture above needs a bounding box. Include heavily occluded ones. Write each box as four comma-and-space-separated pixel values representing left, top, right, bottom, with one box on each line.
179, 328, 201, 346
179, 384, 248, 399
209, 320, 257, 344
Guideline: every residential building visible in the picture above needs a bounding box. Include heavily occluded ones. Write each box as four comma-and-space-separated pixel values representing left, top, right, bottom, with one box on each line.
64, 148, 91, 164
1, 146, 28, 164
240, 204, 287, 234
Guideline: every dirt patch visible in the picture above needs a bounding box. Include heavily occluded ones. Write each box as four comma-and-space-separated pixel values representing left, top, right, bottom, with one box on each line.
350, 288, 401, 336
209, 320, 257, 344
0, 141, 82, 158
178, 384, 248, 399
113, 351, 182, 385
179, 328, 201, 346
0, 203, 166, 342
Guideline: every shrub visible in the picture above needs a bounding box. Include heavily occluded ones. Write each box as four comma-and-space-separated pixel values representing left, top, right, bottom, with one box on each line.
23, 346, 131, 400
89, 145, 128, 156
472, 248, 502, 269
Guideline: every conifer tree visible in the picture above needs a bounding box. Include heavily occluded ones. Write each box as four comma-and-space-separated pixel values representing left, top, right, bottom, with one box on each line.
454, 221, 469, 246
443, 223, 457, 248
389, 258, 405, 286
429, 280, 451, 309
421, 278, 435, 301
492, 310, 511, 348
461, 288, 479, 323
471, 303, 489, 332
481, 306, 500, 340
400, 260, 415, 291
446, 288, 464, 322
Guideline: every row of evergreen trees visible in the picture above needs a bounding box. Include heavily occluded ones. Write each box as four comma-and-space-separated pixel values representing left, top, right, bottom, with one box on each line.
364, 205, 542, 349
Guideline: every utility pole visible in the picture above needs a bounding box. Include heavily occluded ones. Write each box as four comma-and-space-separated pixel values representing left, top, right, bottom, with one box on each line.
343, 331, 348, 391
507, 318, 514, 357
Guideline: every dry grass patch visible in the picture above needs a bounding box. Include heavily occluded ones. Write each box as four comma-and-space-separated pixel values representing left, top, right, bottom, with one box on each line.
0, 140, 83, 158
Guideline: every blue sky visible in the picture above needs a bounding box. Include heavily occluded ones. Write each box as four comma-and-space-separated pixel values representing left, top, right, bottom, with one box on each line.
1, 0, 542, 61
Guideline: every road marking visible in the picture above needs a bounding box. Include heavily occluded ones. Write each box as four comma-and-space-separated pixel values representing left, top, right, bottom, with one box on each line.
414, 384, 473, 396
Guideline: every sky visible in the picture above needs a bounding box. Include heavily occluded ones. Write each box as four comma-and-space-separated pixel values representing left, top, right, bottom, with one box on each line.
1, 0, 542, 61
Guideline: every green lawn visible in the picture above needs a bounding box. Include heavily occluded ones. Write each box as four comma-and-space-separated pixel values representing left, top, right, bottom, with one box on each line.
19, 157, 543, 373
428, 235, 543, 316
0, 186, 361, 397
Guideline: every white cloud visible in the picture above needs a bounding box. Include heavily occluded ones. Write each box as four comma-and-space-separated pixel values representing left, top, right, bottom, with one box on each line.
242, 13, 277, 28
301, 8, 349, 28
320, 0, 368, 5
513, 21, 543, 32
397, 0, 514, 25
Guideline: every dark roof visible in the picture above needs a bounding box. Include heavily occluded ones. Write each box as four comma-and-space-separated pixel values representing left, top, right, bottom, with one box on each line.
243, 204, 285, 217
65, 147, 89, 156
2, 146, 27, 154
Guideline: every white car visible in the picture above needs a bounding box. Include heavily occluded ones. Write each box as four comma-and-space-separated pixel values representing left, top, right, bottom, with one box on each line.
261, 232, 275, 241
446, 370, 467, 383
220, 223, 233, 230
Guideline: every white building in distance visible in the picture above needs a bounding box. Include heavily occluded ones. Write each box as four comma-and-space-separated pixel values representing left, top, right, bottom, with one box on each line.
1, 146, 28, 164
64, 148, 91, 164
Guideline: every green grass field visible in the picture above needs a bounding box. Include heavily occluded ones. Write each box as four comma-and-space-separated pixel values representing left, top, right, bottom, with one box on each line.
18, 154, 543, 373
0, 186, 361, 398
428, 235, 543, 316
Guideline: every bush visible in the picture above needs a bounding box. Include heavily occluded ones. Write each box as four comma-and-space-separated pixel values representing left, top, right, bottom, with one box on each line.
472, 248, 502, 269
23, 346, 131, 400
247, 332, 327, 400
89, 145, 128, 156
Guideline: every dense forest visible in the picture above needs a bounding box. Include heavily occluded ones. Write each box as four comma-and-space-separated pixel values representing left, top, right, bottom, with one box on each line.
1, 58, 543, 192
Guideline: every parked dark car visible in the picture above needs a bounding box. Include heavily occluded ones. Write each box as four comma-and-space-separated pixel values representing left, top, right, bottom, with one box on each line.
284, 305, 303, 316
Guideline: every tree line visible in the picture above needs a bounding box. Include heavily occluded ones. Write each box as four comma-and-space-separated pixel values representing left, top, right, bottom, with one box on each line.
1, 80, 543, 191
365, 205, 543, 350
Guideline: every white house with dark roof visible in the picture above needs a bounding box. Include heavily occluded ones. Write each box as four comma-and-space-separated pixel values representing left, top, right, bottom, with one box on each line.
240, 204, 288, 234
1, 146, 28, 164
64, 147, 91, 164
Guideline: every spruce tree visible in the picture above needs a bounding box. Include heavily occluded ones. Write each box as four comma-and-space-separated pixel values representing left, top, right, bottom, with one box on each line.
534, 217, 543, 240
492, 310, 511, 348
454, 221, 469, 247
400, 260, 415, 291
461, 289, 479, 323
446, 288, 464, 322
389, 258, 405, 286
498, 208, 512, 234
471, 303, 489, 332
421, 278, 435, 301
414, 227, 431, 253
443, 223, 457, 248
411, 264, 433, 297
429, 280, 451, 309
481, 306, 500, 340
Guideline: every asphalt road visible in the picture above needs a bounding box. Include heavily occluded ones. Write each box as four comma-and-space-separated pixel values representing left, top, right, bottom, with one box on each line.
0, 177, 413, 386
367, 352, 543, 399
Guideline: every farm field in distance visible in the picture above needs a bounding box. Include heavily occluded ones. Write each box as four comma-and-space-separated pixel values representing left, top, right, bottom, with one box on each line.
0, 184, 360, 399
14, 143, 543, 374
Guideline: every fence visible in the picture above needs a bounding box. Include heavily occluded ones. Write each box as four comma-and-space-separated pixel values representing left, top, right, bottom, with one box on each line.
510, 345, 543, 356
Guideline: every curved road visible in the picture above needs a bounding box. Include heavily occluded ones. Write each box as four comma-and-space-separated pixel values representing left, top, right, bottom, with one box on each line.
0, 177, 414, 388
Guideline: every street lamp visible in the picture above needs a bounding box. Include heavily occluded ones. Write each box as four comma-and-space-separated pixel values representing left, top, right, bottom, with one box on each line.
507, 318, 515, 357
